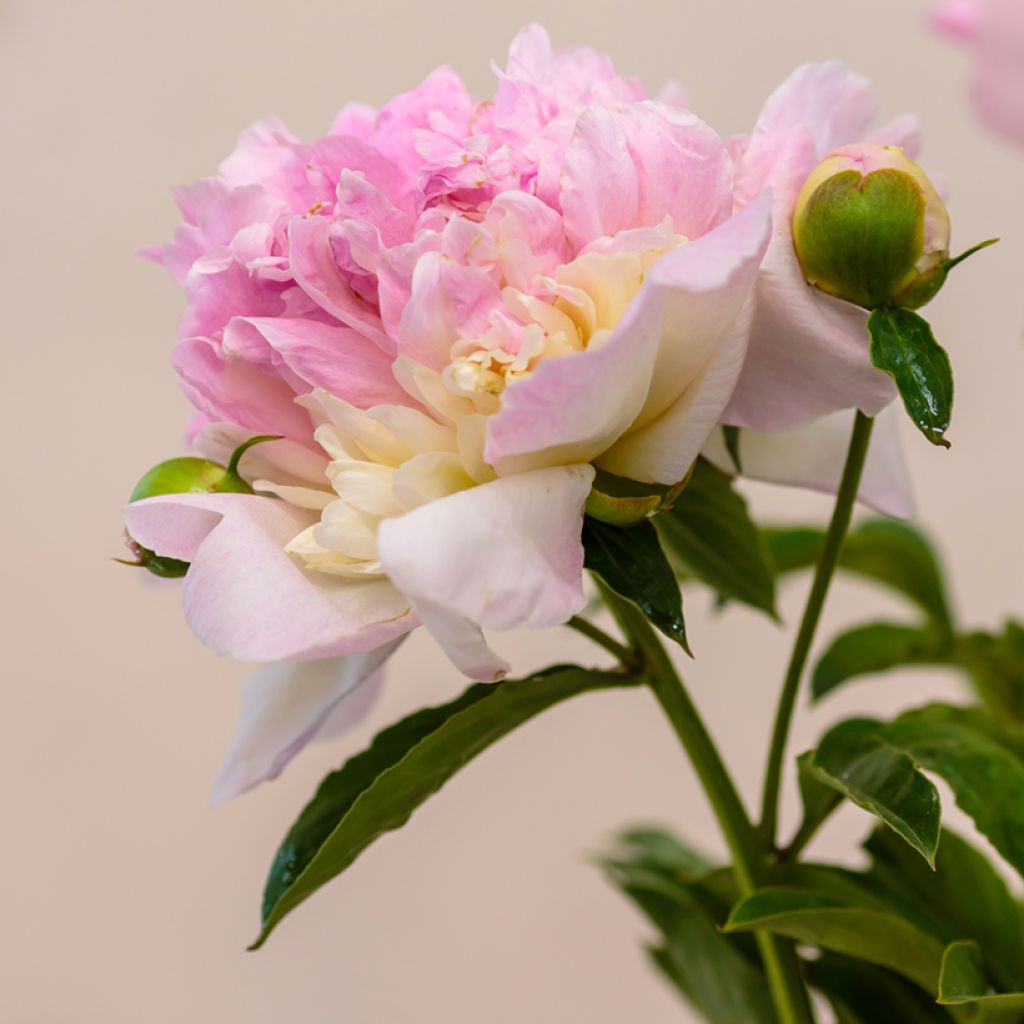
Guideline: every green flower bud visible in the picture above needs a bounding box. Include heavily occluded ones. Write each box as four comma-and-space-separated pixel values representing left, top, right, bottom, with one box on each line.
792, 144, 951, 311
120, 435, 278, 577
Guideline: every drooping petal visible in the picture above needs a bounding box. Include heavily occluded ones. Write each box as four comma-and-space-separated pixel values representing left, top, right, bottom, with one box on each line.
702, 404, 914, 518
598, 191, 772, 483
376, 466, 594, 679
124, 493, 414, 661
211, 640, 402, 803
723, 177, 896, 432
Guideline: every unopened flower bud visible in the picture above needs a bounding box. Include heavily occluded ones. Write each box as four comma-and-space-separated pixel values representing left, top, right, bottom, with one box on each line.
121, 435, 278, 577
792, 144, 951, 311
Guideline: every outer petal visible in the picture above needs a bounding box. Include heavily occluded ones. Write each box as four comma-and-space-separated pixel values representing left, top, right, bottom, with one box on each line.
376, 466, 595, 680
210, 641, 401, 803
124, 493, 414, 661
702, 404, 914, 518
598, 192, 772, 483
735, 61, 877, 207
723, 180, 896, 431
222, 316, 411, 408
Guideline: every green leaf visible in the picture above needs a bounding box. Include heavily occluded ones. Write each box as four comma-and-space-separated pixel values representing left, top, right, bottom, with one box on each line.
938, 941, 1024, 1021
600, 830, 774, 1024
806, 954, 956, 1023
722, 425, 743, 473
812, 718, 941, 865
724, 887, 946, 991
656, 457, 776, 618
959, 622, 1024, 722
763, 518, 954, 632
868, 307, 954, 448
812, 706, 1024, 878
791, 750, 843, 850
812, 622, 953, 701
883, 705, 1024, 878
583, 516, 689, 652
255, 665, 638, 948
866, 828, 1024, 993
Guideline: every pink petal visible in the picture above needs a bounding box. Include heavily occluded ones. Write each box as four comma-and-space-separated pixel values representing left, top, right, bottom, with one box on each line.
597, 192, 772, 483
724, 171, 896, 431
560, 107, 640, 249
735, 61, 878, 208
222, 317, 411, 408
974, 0, 1024, 144
211, 642, 401, 803
376, 466, 594, 679
172, 337, 318, 444
619, 102, 733, 238
702, 404, 914, 518
124, 493, 414, 661
933, 0, 981, 41
288, 214, 394, 353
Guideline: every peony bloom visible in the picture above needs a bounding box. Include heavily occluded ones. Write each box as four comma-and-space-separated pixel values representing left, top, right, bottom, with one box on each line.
934, 0, 1024, 145
129, 25, 780, 794
129, 29, 916, 797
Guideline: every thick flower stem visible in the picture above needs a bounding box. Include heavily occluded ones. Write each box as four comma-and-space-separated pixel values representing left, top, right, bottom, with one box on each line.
599, 586, 815, 1024
759, 411, 876, 847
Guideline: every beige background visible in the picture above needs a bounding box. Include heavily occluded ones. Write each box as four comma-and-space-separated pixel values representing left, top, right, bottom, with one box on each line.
3, 0, 1023, 1020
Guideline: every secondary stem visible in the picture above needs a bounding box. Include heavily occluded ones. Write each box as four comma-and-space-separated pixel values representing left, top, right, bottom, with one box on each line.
759, 411, 875, 847
600, 587, 815, 1024
566, 616, 639, 668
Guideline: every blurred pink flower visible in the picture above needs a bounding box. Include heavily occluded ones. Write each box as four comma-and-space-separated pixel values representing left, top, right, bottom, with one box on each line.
934, 0, 1024, 145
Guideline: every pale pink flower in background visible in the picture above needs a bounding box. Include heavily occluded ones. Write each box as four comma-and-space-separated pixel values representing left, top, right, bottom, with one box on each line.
130, 26, 914, 798
934, 0, 1024, 145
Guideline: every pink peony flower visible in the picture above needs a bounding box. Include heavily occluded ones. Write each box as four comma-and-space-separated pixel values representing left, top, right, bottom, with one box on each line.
934, 0, 1024, 145
130, 27, 912, 797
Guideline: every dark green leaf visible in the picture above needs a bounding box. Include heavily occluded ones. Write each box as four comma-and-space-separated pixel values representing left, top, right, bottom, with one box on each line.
724, 887, 946, 991
807, 954, 956, 1023
959, 622, 1024, 722
812, 718, 941, 865
763, 518, 954, 632
812, 622, 953, 701
656, 457, 776, 618
868, 307, 954, 448
866, 828, 1024, 992
790, 750, 843, 851
600, 829, 774, 1024
883, 705, 1024, 878
255, 665, 637, 948
583, 516, 689, 652
938, 941, 1024, 1021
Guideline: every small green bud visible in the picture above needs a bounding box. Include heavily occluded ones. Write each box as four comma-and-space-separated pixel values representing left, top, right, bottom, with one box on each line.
792, 145, 951, 311
121, 435, 279, 577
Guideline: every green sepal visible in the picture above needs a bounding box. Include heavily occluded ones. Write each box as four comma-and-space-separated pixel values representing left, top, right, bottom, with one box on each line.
868, 308, 954, 448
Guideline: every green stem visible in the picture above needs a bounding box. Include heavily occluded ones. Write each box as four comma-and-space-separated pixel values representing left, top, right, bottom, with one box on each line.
760, 411, 875, 846
601, 587, 815, 1024
566, 616, 639, 669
